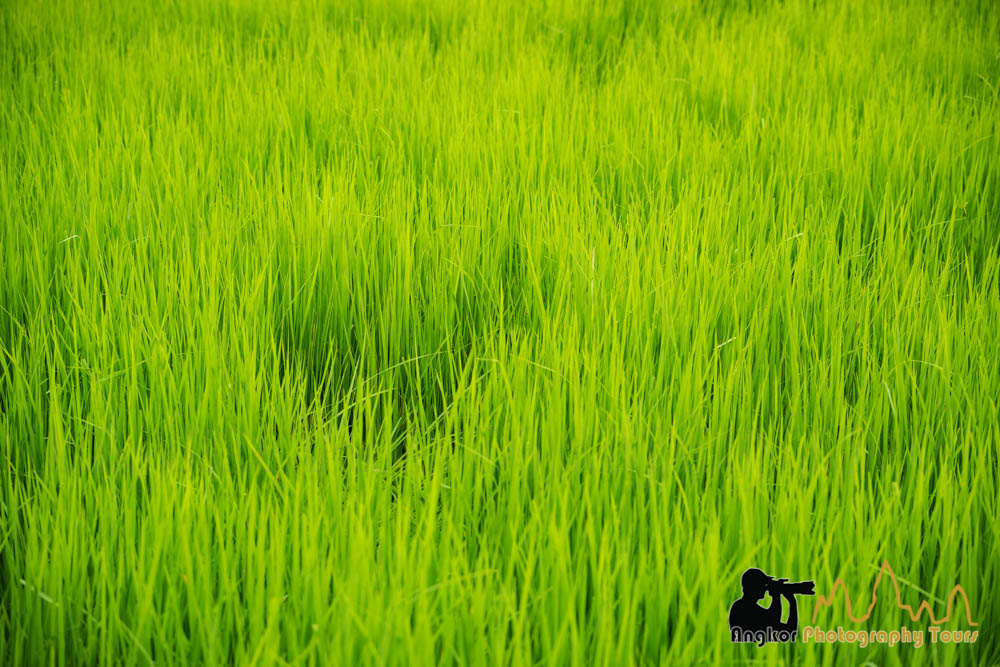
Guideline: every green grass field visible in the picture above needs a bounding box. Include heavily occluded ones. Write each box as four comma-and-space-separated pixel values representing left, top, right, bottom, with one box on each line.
2, 0, 999, 664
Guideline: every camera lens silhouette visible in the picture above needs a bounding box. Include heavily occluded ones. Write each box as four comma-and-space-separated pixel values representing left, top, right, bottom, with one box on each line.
766, 578, 815, 596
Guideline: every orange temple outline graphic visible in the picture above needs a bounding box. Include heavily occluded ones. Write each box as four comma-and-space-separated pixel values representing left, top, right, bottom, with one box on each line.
811, 560, 978, 626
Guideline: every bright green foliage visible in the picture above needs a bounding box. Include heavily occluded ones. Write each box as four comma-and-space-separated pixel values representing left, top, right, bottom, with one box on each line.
1, 0, 998, 664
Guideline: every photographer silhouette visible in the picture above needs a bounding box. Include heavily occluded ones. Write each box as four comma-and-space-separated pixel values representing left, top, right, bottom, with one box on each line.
729, 568, 815, 636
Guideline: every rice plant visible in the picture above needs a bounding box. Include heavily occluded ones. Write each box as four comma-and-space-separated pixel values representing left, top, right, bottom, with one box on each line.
1, 0, 998, 664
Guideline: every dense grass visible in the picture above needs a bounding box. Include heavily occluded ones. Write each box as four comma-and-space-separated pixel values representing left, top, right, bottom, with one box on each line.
2, 0, 999, 664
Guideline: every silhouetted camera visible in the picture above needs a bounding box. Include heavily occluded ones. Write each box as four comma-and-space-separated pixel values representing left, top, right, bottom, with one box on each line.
766, 578, 815, 596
